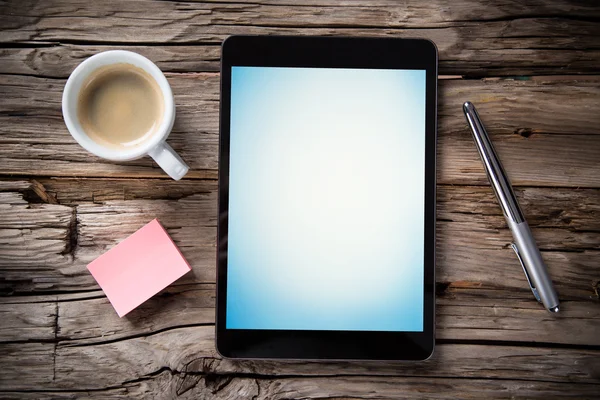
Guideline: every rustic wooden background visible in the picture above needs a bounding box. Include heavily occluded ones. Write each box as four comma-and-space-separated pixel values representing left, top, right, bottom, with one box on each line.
1, 0, 599, 398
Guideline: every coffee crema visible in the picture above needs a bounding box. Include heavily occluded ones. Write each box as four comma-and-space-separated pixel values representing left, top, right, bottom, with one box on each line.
77, 63, 164, 149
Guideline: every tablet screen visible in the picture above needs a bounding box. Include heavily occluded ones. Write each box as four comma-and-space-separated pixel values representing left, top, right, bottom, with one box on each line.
226, 66, 426, 332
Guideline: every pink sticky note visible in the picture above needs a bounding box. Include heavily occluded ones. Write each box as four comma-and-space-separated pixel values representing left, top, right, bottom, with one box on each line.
87, 219, 191, 317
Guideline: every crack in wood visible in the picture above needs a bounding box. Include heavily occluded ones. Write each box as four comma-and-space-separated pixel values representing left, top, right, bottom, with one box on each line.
0, 40, 223, 48
60, 207, 78, 259
121, 365, 207, 396
41, 327, 600, 352
12, 179, 58, 204
53, 301, 58, 382
58, 322, 216, 347
121, 365, 179, 385
0, 288, 104, 298
126, 364, 600, 387
2, 342, 600, 394
176, 360, 204, 396
452, 14, 600, 24
205, 374, 233, 395
514, 127, 535, 138
3, 19, 599, 48
251, 378, 261, 400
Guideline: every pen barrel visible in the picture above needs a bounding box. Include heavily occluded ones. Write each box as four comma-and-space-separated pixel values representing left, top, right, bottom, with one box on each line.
464, 103, 525, 223
508, 219, 560, 310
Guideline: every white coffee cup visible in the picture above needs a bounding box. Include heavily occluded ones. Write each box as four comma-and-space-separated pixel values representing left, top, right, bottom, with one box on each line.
62, 50, 189, 180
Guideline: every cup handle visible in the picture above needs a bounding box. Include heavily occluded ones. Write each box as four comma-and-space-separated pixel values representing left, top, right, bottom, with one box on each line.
148, 142, 189, 180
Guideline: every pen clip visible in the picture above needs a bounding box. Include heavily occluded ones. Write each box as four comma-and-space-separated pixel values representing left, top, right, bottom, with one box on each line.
510, 243, 542, 303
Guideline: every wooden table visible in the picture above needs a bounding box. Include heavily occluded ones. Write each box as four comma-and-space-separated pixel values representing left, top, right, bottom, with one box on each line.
1, 1, 599, 398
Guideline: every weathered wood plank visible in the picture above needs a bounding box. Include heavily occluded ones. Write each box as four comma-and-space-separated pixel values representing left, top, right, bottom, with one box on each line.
51, 284, 599, 346
57, 284, 215, 343
0, 301, 56, 341
437, 295, 600, 345
5, 0, 599, 34
0, 180, 597, 349
1, 41, 599, 79
0, 74, 599, 186
37, 180, 600, 298
2, 326, 599, 395
0, 0, 599, 78
2, 377, 599, 400
0, 180, 219, 293
0, 182, 75, 293
53, 341, 600, 394
1, 179, 598, 300
439, 186, 600, 233
0, 343, 55, 390
39, 177, 216, 204
39, 179, 600, 233
0, 72, 218, 179
0, 1, 597, 398
189, 376, 600, 400
72, 191, 219, 288
4, 276, 599, 348
0, 45, 223, 76
4, 268, 599, 349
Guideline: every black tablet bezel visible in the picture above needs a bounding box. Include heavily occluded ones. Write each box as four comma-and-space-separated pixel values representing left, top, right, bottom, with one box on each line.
217, 35, 437, 360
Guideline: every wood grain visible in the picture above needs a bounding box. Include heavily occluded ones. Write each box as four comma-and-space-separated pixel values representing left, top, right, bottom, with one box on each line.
53, 286, 600, 346
47, 334, 600, 386
1, 41, 599, 80
0, 182, 75, 293
0, 343, 56, 390
36, 180, 600, 297
2, 378, 599, 400
0, 45, 223, 77
1, 325, 599, 397
0, 302, 56, 341
1, 1, 599, 398
0, 179, 598, 349
0, 74, 599, 186
2, 280, 598, 349
0, 1, 599, 77
1, 179, 598, 296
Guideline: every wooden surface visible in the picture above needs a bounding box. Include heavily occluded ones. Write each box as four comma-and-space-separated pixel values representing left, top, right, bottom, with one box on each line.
0, 0, 599, 398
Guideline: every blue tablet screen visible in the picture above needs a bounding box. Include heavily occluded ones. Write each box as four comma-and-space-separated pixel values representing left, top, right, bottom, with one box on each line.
226, 67, 426, 332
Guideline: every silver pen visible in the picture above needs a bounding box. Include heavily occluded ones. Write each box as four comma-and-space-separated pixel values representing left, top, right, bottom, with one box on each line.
463, 101, 560, 312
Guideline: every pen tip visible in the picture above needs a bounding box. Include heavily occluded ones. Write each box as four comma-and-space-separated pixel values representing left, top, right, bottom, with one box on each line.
463, 101, 474, 113
549, 305, 560, 313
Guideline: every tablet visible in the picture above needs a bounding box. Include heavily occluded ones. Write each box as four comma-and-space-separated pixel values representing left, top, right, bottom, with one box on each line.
217, 36, 437, 360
